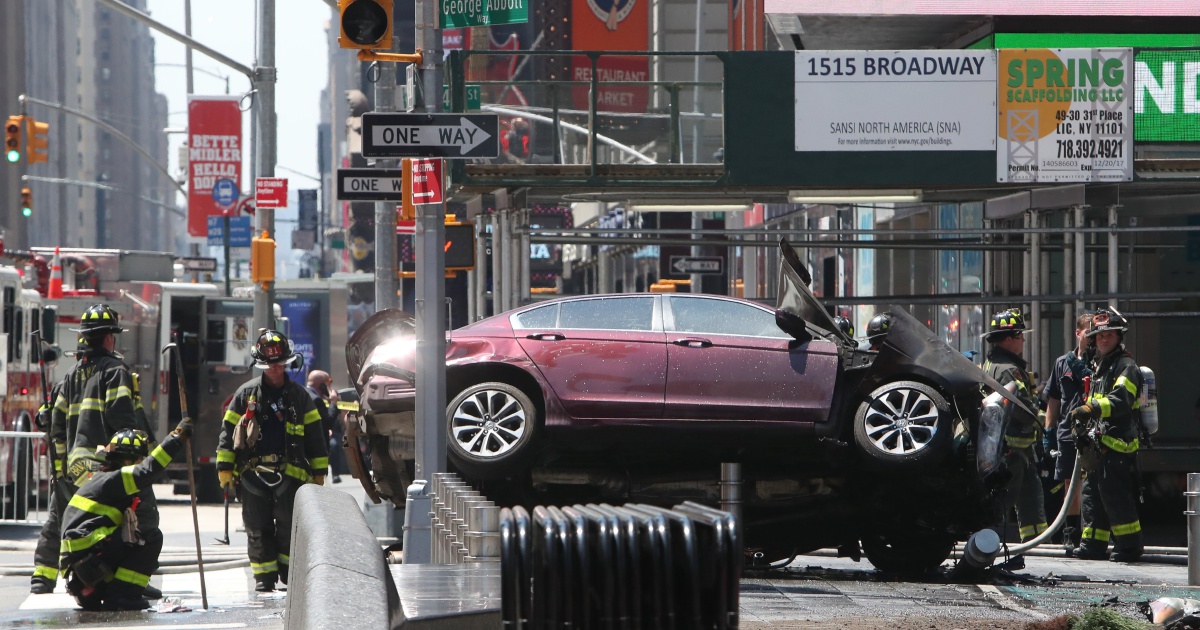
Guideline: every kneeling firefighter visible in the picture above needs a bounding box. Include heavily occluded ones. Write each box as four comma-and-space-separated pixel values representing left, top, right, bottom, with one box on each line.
60, 422, 190, 611
215, 329, 328, 592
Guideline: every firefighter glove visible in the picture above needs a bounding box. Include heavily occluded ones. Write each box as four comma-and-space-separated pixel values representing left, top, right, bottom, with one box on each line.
172, 419, 193, 439
1067, 403, 1098, 425
218, 469, 236, 490
35, 403, 52, 431
312, 474, 325, 486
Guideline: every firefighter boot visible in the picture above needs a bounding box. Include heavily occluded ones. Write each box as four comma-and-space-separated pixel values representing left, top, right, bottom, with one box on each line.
142, 584, 162, 600
255, 578, 276, 593
1071, 543, 1109, 560
1062, 516, 1081, 556
30, 578, 55, 594
102, 583, 151, 611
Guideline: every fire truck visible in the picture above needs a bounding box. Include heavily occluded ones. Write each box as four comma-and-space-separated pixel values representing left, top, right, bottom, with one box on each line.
25, 247, 256, 503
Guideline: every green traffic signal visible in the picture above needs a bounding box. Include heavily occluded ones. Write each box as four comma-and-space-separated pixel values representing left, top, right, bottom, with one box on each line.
21, 206, 31, 217
5, 149, 18, 163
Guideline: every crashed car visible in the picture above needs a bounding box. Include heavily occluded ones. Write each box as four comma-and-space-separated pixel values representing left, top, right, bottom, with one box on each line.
345, 238, 1020, 572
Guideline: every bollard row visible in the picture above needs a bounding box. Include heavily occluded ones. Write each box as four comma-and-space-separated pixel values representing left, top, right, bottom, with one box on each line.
501, 501, 740, 630
429, 472, 501, 564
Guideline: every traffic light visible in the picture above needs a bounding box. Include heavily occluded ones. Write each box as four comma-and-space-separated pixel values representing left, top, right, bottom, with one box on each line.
5, 115, 24, 163
338, 0, 393, 50
25, 117, 48, 164
20, 188, 32, 217
250, 230, 276, 285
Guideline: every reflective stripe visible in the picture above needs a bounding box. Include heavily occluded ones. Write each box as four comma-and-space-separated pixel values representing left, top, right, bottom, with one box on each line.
1096, 397, 1112, 418
121, 467, 138, 495
251, 561, 278, 575
1112, 520, 1142, 536
79, 398, 103, 412
105, 385, 133, 403
217, 449, 236, 464
1082, 527, 1111, 542
1115, 375, 1137, 396
284, 464, 309, 481
151, 444, 172, 467
311, 457, 329, 470
1005, 435, 1037, 448
68, 493, 124, 523
286, 423, 305, 437
278, 553, 290, 565
223, 410, 241, 425
61, 525, 118, 553
113, 567, 151, 587
303, 409, 322, 425
33, 565, 59, 580
1101, 435, 1139, 453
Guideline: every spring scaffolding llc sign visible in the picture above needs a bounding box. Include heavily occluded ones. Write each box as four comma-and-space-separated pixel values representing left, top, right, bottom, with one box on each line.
998, 48, 1133, 183
793, 50, 997, 152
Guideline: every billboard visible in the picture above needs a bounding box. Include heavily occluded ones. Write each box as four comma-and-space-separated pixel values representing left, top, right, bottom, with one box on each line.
277, 295, 327, 385
997, 48, 1133, 183
794, 50, 997, 152
1134, 49, 1200, 141
187, 96, 243, 237
571, 0, 649, 113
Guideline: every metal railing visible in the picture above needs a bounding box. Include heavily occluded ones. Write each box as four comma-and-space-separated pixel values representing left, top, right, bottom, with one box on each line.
429, 472, 500, 563
0, 430, 52, 525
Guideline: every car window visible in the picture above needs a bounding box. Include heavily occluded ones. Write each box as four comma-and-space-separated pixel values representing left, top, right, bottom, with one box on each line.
670, 297, 789, 338
513, 304, 559, 329
559, 297, 654, 331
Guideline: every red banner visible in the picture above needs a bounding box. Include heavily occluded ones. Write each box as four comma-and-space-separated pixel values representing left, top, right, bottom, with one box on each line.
571, 0, 649, 113
187, 96, 243, 237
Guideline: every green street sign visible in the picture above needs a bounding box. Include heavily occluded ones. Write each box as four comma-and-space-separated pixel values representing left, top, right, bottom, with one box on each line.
441, 0, 528, 28
443, 84, 482, 111
1134, 49, 1200, 142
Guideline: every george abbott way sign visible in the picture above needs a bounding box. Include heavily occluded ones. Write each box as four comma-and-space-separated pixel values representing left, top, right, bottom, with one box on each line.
361, 112, 499, 159
336, 168, 404, 201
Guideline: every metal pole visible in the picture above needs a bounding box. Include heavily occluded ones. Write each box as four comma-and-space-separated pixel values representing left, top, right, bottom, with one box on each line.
519, 210, 531, 304
1108, 205, 1119, 308
496, 210, 509, 311
1187, 473, 1200, 586
224, 214, 232, 296
1063, 210, 1074, 344
373, 43, 399, 309
475, 216, 488, 320
184, 0, 194, 94
1029, 210, 1041, 370
720, 462, 742, 550
252, 0, 278, 333
1074, 205, 1086, 314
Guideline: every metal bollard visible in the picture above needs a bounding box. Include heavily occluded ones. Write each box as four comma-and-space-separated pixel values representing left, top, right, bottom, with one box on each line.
1186, 472, 1200, 586
720, 462, 743, 546
465, 503, 501, 561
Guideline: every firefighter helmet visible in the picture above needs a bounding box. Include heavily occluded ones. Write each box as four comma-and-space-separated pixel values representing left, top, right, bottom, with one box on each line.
832, 315, 854, 337
866, 313, 891, 341
70, 304, 125, 334
1086, 307, 1128, 338
106, 429, 149, 463
251, 329, 296, 367
982, 308, 1032, 341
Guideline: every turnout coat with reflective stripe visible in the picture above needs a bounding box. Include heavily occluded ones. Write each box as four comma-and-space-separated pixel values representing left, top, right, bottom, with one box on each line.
1087, 348, 1142, 453
984, 346, 1040, 447
49, 349, 154, 487
59, 433, 182, 559
216, 377, 329, 481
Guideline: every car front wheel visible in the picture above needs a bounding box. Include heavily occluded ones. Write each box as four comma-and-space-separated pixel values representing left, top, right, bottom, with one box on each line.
446, 382, 539, 479
852, 380, 952, 468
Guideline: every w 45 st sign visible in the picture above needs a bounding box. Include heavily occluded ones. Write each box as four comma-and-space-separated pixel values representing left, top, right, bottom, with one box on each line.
361, 112, 499, 159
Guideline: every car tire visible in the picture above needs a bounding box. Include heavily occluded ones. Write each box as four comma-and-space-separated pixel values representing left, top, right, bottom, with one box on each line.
861, 533, 954, 575
852, 380, 952, 468
446, 382, 539, 480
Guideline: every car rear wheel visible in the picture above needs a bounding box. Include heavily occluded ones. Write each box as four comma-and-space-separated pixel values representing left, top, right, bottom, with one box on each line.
852, 380, 951, 468
446, 382, 539, 480
861, 533, 954, 575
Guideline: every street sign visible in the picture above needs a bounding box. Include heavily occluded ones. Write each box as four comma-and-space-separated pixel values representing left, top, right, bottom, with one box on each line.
441, 0, 528, 28
337, 168, 404, 201
255, 177, 288, 209
670, 256, 723, 275
410, 159, 443, 204
361, 113, 499, 158
212, 178, 239, 208
442, 84, 482, 111
396, 220, 416, 235
206, 215, 253, 247
179, 256, 218, 272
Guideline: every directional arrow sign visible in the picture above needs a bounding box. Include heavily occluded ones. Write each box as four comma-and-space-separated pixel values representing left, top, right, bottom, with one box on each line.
361, 112, 499, 159
337, 168, 404, 201
671, 256, 723, 275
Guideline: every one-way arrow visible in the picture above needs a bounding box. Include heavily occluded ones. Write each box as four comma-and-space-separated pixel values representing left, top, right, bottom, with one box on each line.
670, 256, 723, 274
361, 112, 500, 159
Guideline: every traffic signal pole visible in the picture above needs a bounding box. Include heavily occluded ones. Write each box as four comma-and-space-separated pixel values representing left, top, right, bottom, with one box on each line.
373, 45, 399, 311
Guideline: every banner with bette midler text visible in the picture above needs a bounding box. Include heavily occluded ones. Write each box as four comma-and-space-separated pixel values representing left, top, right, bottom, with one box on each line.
187, 95, 243, 237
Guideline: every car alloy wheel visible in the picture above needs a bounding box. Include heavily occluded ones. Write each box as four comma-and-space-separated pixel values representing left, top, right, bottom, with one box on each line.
852, 380, 951, 468
446, 382, 538, 479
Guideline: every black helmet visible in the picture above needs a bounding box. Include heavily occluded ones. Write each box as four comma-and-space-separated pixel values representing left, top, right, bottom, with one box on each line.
251, 329, 296, 367
1086, 307, 1128, 338
70, 304, 125, 335
866, 313, 891, 340
982, 308, 1032, 341
105, 429, 149, 463
832, 315, 854, 337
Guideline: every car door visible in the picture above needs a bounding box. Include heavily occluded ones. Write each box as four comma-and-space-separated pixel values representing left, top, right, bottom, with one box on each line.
514, 296, 666, 420
663, 295, 838, 423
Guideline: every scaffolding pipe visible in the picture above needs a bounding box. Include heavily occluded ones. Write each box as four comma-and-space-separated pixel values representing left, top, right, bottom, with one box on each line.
495, 210, 508, 313
1064, 210, 1075, 345
1075, 205, 1087, 316
1108, 206, 1119, 307
520, 210, 531, 304
1187, 472, 1200, 586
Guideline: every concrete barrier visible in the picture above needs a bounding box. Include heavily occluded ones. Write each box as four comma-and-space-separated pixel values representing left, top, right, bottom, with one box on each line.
285, 485, 390, 630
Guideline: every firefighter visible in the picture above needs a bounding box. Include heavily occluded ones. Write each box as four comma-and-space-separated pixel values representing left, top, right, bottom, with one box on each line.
32, 304, 162, 597
216, 329, 329, 592
982, 308, 1047, 552
60, 421, 190, 611
29, 381, 65, 594
864, 312, 891, 351
1043, 310, 1094, 555
1069, 307, 1144, 563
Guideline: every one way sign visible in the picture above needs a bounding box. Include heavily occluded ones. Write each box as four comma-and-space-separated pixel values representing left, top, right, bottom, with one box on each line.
336, 168, 404, 201
671, 256, 723, 275
361, 113, 499, 159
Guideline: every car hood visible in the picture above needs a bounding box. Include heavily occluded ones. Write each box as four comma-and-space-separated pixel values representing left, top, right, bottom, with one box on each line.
346, 308, 417, 391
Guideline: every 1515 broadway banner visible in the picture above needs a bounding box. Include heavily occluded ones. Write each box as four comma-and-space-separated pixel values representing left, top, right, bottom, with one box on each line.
997, 48, 1133, 183
794, 50, 998, 152
187, 96, 243, 237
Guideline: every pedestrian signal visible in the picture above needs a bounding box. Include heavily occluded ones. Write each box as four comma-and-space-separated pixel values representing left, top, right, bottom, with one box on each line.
20, 188, 32, 217
25, 117, 49, 164
338, 0, 393, 50
5, 115, 24, 163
